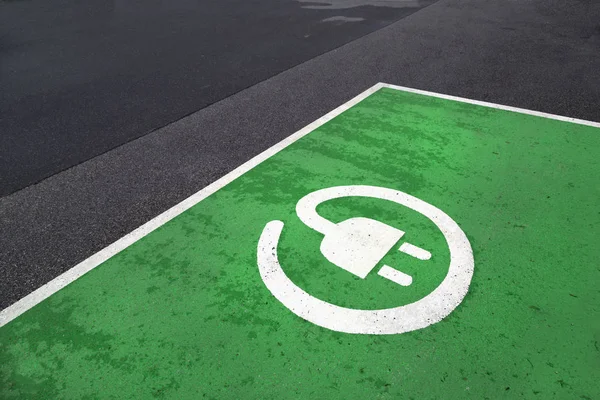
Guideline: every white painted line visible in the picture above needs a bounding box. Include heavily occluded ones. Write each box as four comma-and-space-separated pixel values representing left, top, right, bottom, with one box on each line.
0, 83, 383, 328
2, 82, 599, 328
399, 242, 431, 261
379, 83, 600, 128
378, 265, 413, 286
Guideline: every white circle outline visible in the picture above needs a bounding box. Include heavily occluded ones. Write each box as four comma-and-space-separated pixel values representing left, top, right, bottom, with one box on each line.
257, 185, 474, 335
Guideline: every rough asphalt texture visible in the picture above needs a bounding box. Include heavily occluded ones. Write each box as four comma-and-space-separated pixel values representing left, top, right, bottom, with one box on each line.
0, 0, 434, 196
1, 0, 600, 308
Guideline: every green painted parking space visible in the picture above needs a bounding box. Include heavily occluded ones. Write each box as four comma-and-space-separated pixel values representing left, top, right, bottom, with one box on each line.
1, 85, 599, 399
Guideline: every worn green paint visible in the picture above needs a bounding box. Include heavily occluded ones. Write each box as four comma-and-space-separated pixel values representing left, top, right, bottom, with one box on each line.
1, 87, 599, 399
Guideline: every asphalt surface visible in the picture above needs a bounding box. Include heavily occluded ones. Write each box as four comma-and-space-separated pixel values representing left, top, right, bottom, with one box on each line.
0, 0, 434, 196
1, 0, 600, 309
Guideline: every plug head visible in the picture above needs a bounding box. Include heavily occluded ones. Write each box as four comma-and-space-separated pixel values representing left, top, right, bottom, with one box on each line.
320, 217, 404, 279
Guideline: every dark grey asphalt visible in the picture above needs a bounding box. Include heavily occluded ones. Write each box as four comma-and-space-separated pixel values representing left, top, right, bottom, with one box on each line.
0, 0, 434, 196
1, 0, 600, 308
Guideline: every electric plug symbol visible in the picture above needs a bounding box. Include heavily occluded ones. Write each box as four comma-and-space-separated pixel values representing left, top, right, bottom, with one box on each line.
257, 185, 475, 335
296, 189, 431, 287
319, 217, 431, 286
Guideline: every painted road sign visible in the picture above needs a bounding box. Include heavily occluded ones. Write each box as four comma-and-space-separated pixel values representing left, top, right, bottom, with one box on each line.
258, 185, 474, 335
1, 84, 599, 399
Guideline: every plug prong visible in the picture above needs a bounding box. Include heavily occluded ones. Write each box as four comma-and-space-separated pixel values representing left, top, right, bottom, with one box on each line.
378, 265, 413, 286
399, 242, 431, 260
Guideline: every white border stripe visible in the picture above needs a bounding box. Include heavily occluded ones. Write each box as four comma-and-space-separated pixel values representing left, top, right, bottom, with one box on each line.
380, 83, 600, 128
1, 82, 598, 327
0, 83, 383, 328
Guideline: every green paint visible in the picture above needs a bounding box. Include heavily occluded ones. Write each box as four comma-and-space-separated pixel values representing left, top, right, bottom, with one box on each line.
2, 87, 599, 399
